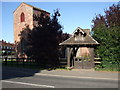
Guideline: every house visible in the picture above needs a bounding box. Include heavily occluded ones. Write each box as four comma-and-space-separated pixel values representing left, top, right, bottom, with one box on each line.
59, 27, 99, 69
0, 40, 15, 57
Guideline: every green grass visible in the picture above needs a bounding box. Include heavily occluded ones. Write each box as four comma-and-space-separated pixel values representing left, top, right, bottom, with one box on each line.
2, 61, 64, 71
95, 65, 120, 71
52, 67, 71, 70
2, 61, 41, 69
95, 68, 120, 72
5, 59, 16, 61
2, 61, 70, 71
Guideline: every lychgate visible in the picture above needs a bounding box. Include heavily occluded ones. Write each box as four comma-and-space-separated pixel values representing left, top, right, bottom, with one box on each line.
59, 27, 99, 69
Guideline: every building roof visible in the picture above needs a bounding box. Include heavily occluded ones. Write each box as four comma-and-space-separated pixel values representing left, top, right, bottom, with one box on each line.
0, 40, 15, 47
59, 27, 99, 46
72, 27, 90, 35
72, 27, 85, 35
13, 2, 50, 14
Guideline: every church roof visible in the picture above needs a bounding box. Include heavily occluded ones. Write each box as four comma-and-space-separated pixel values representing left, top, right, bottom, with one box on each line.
13, 2, 50, 14
59, 27, 99, 46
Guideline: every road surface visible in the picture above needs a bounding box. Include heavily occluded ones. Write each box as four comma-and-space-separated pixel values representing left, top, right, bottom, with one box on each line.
2, 66, 118, 88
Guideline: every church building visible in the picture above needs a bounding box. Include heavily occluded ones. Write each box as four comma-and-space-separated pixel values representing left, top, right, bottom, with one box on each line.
13, 3, 99, 69
13, 3, 50, 57
13, 2, 50, 43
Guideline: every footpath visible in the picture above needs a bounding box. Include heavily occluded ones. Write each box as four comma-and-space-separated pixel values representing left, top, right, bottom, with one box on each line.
36, 69, 119, 80
2, 66, 119, 80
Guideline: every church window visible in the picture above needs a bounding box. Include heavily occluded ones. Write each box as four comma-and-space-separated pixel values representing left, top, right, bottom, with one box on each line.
20, 12, 25, 22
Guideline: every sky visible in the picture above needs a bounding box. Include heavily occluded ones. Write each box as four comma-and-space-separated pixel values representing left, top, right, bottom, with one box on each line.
1, 2, 118, 43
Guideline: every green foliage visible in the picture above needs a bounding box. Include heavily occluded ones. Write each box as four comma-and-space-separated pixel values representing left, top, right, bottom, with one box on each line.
30, 10, 63, 68
18, 9, 69, 68
0, 51, 2, 55
92, 3, 120, 71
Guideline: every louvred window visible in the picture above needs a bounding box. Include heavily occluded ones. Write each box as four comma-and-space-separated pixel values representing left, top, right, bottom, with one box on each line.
20, 12, 25, 22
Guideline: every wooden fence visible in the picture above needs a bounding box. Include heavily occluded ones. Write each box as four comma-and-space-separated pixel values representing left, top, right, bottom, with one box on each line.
2, 57, 101, 68
2, 57, 36, 67
94, 58, 101, 65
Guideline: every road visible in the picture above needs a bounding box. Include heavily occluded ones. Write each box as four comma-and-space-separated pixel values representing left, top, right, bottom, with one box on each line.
2, 66, 118, 88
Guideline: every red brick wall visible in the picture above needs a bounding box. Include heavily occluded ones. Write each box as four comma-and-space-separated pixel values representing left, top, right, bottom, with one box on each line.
14, 3, 50, 43
13, 3, 50, 58
14, 3, 33, 43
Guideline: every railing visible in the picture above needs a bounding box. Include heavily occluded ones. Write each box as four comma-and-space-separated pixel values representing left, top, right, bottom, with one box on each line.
2, 57, 102, 68
94, 58, 101, 65
2, 57, 36, 67
59, 58, 67, 67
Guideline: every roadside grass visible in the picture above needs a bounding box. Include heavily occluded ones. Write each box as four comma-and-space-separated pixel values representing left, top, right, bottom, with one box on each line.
2, 61, 72, 71
95, 65, 120, 72
51, 67, 71, 71
3, 59, 16, 61
3, 61, 119, 71
95, 68, 120, 72
2, 61, 44, 70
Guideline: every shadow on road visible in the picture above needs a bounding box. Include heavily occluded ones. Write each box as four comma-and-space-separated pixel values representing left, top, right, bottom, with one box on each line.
2, 65, 42, 80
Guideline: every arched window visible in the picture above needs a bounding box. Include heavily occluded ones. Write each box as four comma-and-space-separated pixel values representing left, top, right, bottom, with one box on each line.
20, 12, 25, 22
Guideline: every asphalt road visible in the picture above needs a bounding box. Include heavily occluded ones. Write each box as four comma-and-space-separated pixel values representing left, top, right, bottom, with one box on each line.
2, 66, 118, 88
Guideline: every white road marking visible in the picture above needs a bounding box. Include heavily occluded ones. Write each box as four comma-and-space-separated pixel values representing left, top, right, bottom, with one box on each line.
35, 73, 118, 81
2, 80, 55, 88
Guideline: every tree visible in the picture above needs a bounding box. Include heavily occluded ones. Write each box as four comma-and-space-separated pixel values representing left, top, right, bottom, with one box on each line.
16, 26, 32, 58
105, 4, 120, 27
92, 3, 120, 71
92, 3, 120, 28
18, 9, 69, 68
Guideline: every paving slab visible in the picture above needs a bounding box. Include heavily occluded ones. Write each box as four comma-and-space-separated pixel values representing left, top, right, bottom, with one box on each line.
37, 69, 119, 80
2, 66, 119, 80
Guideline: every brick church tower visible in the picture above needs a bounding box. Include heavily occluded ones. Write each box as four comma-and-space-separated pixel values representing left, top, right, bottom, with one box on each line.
13, 3, 50, 57
13, 2, 50, 43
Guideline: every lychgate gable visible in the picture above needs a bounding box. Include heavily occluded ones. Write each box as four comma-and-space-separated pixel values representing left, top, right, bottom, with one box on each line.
59, 27, 99, 69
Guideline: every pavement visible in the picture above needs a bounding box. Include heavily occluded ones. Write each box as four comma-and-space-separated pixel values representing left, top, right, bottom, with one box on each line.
36, 69, 119, 81
2, 66, 119, 80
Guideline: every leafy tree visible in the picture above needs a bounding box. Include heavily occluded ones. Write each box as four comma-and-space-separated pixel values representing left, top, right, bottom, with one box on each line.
92, 3, 120, 28
31, 10, 62, 68
92, 3, 120, 71
16, 26, 32, 58
18, 10, 69, 68
105, 4, 120, 27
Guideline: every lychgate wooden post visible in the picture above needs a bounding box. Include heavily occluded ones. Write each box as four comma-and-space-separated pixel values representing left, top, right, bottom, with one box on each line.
67, 48, 70, 68
59, 27, 99, 69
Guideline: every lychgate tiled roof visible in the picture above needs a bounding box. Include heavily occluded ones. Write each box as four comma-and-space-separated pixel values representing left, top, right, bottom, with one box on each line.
59, 27, 99, 46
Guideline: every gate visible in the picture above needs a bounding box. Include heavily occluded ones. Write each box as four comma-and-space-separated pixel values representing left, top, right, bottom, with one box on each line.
74, 57, 94, 69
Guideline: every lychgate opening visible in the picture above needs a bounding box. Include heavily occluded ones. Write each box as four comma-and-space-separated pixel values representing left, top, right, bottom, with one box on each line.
59, 27, 99, 69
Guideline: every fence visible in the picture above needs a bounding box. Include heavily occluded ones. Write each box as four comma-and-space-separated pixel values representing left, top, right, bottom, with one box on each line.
59, 58, 67, 67
94, 58, 101, 65
2, 57, 37, 68
2, 57, 101, 68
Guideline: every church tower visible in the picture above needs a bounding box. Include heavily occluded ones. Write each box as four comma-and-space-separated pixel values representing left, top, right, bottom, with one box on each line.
13, 3, 50, 57
13, 2, 50, 43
